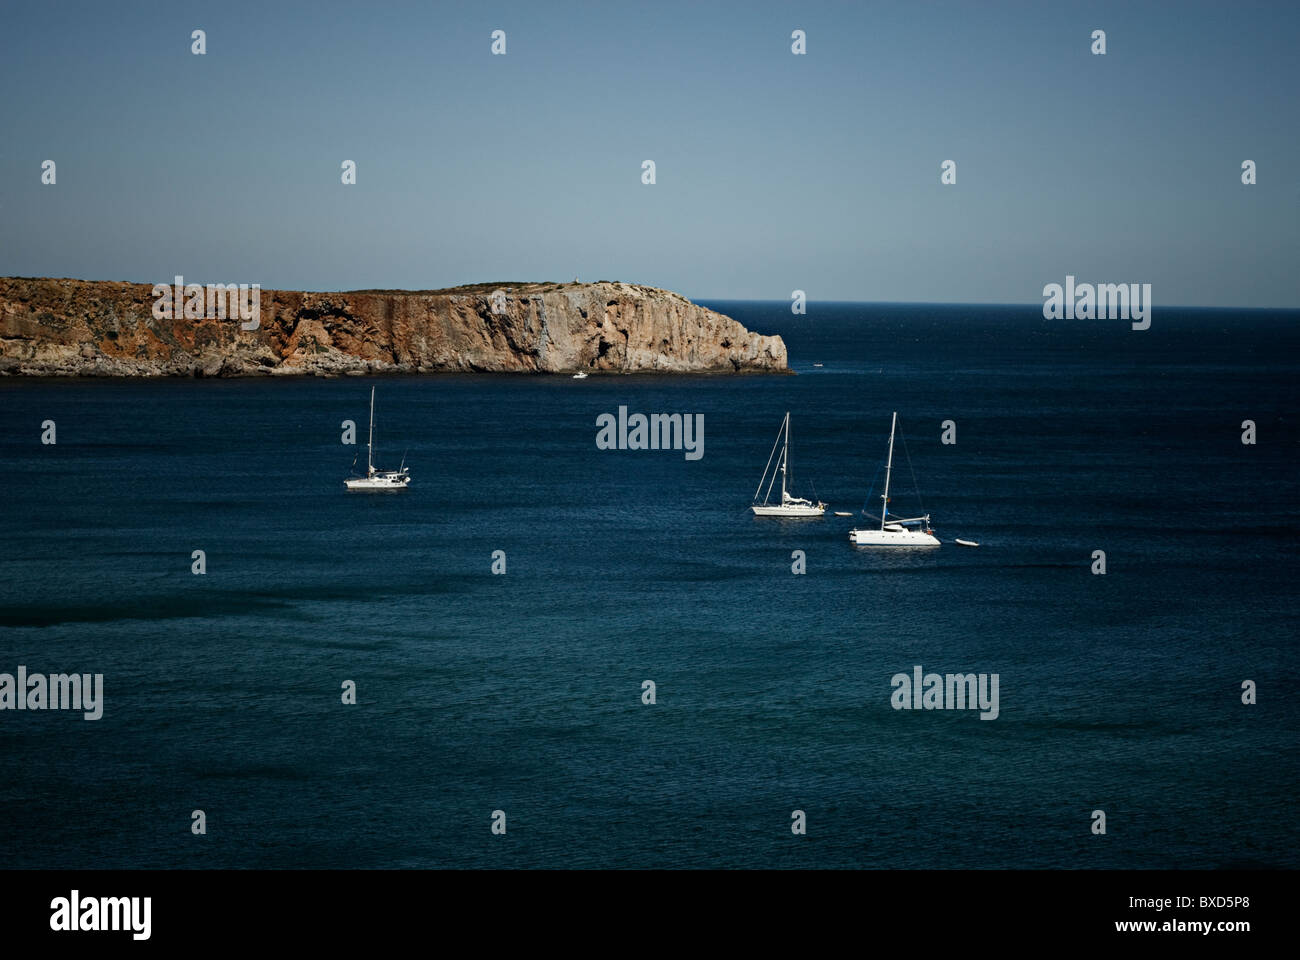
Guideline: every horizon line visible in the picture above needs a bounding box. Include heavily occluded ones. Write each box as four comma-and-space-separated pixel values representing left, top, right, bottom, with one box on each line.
695, 297, 1300, 312
4, 276, 1295, 312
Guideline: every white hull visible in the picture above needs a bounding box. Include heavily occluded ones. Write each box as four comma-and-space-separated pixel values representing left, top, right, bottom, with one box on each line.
345, 473, 410, 492
752, 503, 824, 517
849, 527, 939, 547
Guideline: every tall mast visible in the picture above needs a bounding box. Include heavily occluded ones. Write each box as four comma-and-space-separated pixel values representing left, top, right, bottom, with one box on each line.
881, 411, 897, 530
781, 412, 789, 501
367, 386, 375, 475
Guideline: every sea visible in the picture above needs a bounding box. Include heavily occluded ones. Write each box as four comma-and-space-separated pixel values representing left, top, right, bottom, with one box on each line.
1, 301, 1296, 869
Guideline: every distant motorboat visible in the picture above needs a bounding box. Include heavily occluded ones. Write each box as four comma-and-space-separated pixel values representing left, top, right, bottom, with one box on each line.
344, 386, 411, 492
833, 511, 853, 517
848, 412, 939, 546
812, 362, 824, 367
572, 372, 588, 379
751, 412, 826, 517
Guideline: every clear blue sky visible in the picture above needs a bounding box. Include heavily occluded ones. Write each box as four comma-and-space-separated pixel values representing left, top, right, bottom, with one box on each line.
1, 0, 1296, 306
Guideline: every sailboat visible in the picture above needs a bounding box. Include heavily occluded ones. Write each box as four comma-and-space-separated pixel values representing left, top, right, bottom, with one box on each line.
752, 412, 826, 517
344, 386, 411, 492
848, 412, 938, 546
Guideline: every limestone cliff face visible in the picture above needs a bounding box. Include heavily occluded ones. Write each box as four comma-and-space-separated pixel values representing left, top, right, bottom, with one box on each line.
0, 278, 787, 376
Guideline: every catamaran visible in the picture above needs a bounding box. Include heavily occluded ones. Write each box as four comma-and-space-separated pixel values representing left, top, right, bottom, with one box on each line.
344, 386, 411, 492
848, 412, 938, 546
752, 412, 826, 517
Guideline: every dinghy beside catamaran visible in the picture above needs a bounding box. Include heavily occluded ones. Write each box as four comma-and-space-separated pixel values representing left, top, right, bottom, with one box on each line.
849, 412, 939, 546
752, 412, 826, 517
344, 386, 411, 492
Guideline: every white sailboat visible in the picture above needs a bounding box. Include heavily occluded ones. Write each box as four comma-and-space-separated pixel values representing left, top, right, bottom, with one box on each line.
848, 412, 938, 546
344, 386, 411, 492
752, 412, 826, 517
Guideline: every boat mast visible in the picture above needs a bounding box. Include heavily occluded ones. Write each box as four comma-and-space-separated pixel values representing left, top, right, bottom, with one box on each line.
367, 386, 375, 476
781, 412, 790, 502
881, 411, 897, 530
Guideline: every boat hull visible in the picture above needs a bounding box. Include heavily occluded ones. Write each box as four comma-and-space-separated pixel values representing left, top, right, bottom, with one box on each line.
344, 476, 410, 492
848, 527, 940, 546
753, 504, 824, 517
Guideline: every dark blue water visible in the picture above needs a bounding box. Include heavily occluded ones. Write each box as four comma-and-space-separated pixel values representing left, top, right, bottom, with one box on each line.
1, 302, 1296, 869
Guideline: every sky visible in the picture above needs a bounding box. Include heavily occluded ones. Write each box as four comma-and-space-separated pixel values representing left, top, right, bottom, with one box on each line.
1, 0, 1296, 306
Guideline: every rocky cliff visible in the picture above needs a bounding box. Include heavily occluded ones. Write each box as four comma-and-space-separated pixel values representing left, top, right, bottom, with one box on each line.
0, 277, 787, 376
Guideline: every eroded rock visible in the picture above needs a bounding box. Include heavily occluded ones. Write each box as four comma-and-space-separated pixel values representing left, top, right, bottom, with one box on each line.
0, 278, 787, 377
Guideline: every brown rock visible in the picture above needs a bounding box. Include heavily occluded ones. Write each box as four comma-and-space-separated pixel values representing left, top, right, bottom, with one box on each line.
0, 277, 788, 377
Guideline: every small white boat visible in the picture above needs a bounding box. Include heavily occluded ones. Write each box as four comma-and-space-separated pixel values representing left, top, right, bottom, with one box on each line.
572, 372, 588, 379
751, 412, 825, 517
955, 538, 979, 547
849, 412, 939, 547
833, 511, 853, 517
812, 363, 824, 368
344, 386, 411, 492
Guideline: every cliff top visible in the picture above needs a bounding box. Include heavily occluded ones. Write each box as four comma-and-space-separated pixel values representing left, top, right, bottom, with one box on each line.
4, 277, 693, 303
345, 280, 687, 299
